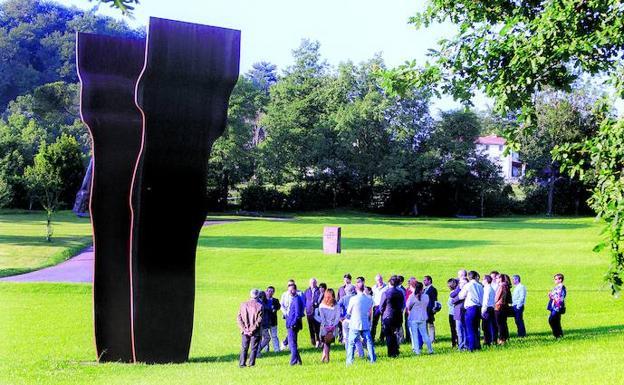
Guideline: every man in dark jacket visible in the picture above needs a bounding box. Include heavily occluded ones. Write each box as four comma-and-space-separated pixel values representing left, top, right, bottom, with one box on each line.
286, 283, 305, 365
423, 275, 438, 342
237, 289, 263, 367
304, 278, 322, 347
379, 275, 404, 357
261, 286, 281, 352
416, 275, 439, 351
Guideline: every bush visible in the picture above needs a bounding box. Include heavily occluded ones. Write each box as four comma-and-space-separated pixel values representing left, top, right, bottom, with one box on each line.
240, 185, 286, 211
286, 184, 335, 211
516, 179, 592, 215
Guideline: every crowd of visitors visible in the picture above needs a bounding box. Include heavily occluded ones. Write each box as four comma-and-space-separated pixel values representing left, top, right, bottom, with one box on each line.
236, 271, 567, 367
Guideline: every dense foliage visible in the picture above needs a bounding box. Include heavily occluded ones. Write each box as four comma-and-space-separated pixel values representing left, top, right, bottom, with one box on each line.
0, 0, 601, 228
227, 41, 517, 216
381, 0, 624, 293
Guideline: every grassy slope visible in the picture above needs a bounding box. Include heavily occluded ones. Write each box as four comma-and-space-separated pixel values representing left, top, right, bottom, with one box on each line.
0, 210, 92, 277
1, 212, 623, 385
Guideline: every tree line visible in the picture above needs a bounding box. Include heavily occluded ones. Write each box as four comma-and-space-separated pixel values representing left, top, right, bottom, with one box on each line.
209, 40, 597, 217
0, 0, 598, 221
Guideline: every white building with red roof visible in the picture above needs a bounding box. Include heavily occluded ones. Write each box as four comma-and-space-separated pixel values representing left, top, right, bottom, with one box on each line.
475, 135, 524, 181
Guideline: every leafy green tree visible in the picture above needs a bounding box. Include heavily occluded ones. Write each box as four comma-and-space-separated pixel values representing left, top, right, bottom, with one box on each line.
259, 39, 331, 185
6, 81, 89, 152
556, 105, 624, 292
23, 135, 84, 236
381, 85, 434, 213
0, 173, 11, 208
92, 0, 140, 16
471, 154, 504, 217
207, 76, 266, 208
23, 140, 63, 241
247, 61, 278, 94
0, 0, 142, 110
0, 112, 45, 208
520, 89, 599, 216
426, 109, 483, 215
334, 89, 390, 199
383, 0, 624, 293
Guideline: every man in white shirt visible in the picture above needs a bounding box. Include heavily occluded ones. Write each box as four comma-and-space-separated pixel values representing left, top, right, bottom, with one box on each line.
458, 271, 484, 351
371, 274, 388, 343
339, 284, 364, 357
481, 275, 497, 345
512, 275, 527, 337
346, 279, 376, 365
490, 271, 500, 292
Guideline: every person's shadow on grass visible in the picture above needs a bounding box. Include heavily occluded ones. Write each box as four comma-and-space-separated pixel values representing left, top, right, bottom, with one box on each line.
188, 324, 624, 364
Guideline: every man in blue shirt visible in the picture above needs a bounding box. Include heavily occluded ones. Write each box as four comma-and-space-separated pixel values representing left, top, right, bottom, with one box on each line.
512, 275, 527, 338
346, 278, 376, 365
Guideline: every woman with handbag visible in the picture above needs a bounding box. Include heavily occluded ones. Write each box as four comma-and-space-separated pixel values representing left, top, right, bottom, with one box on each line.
314, 288, 341, 362
547, 273, 567, 338
494, 274, 512, 345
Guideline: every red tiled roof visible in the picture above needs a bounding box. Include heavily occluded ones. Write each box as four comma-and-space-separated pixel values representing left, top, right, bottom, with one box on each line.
476, 135, 506, 145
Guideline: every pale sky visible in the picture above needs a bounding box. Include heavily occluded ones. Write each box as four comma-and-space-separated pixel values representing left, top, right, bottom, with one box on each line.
63, 0, 493, 113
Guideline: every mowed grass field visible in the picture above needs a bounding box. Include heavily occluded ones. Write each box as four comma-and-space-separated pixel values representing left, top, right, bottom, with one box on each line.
0, 210, 92, 277
1, 211, 623, 385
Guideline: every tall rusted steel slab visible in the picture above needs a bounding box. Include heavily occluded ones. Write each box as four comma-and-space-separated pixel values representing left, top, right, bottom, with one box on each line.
77, 32, 145, 363
131, 18, 240, 363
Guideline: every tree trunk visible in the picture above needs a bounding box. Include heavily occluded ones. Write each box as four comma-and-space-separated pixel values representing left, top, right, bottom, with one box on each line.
221, 171, 229, 210
480, 190, 485, 218
547, 170, 555, 216
46, 209, 53, 242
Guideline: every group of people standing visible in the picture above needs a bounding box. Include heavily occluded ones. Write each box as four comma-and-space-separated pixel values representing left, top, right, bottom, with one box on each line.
447, 270, 527, 352
236, 271, 567, 367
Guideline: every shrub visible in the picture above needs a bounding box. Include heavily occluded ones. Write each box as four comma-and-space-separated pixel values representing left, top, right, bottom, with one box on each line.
240, 185, 286, 211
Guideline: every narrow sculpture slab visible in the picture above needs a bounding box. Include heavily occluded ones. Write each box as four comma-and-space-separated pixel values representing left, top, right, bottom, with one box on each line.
131, 17, 241, 363
77, 32, 145, 363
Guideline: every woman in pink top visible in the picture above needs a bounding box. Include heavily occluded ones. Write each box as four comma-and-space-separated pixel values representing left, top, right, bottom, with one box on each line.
406, 282, 434, 355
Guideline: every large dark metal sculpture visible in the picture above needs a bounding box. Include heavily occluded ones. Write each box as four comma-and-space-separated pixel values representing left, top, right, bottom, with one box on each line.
77, 17, 240, 364
131, 18, 240, 364
72, 157, 93, 217
77, 33, 146, 363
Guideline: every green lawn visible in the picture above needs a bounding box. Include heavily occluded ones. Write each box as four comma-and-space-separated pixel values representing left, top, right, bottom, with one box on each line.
0, 210, 92, 277
1, 211, 623, 385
